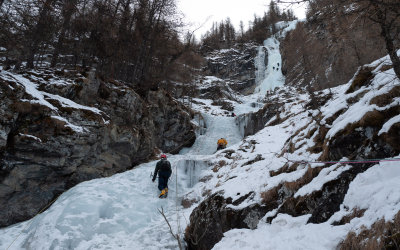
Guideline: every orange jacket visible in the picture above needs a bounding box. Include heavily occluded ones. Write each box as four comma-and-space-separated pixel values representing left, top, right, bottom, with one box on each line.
217, 138, 228, 146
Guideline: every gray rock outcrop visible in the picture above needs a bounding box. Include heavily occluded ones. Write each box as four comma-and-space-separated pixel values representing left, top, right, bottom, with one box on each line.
202, 43, 260, 95
185, 192, 268, 250
0, 68, 196, 228
237, 102, 282, 137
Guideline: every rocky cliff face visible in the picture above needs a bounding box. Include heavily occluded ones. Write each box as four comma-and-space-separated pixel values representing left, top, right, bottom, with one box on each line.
280, 10, 387, 90
237, 102, 282, 137
0, 68, 196, 228
201, 43, 260, 95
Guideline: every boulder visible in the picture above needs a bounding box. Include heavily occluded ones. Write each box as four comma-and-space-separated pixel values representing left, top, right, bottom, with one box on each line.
185, 192, 269, 250
237, 102, 283, 137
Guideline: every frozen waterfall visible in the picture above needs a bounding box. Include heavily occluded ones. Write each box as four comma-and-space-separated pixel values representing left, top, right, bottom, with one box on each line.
254, 20, 299, 95
179, 113, 242, 155
254, 37, 285, 95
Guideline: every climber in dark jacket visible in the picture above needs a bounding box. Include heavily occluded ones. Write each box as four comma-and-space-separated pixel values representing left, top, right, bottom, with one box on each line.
152, 154, 172, 197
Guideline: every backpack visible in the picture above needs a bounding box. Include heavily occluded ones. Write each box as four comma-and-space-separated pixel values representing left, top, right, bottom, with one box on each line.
159, 160, 171, 171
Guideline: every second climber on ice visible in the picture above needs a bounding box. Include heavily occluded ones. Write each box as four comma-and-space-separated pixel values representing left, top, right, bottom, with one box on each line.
217, 138, 228, 151
152, 154, 172, 198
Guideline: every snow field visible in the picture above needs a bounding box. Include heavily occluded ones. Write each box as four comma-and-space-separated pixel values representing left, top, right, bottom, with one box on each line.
0, 156, 206, 250
182, 50, 400, 248
189, 97, 400, 250
211, 156, 400, 250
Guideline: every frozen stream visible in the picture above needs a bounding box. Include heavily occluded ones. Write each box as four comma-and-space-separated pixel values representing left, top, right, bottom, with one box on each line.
0, 115, 243, 250
0, 21, 297, 250
1, 157, 187, 249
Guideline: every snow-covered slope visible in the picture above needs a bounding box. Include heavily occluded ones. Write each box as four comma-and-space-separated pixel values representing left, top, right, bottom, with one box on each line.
1, 154, 212, 249
185, 52, 400, 250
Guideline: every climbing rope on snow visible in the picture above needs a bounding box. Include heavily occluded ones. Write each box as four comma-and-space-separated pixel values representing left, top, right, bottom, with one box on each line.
288, 158, 400, 164
166, 133, 197, 154
6, 191, 65, 250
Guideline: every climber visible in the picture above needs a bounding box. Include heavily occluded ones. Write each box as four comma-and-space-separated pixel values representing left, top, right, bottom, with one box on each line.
231, 112, 236, 117
217, 138, 228, 151
152, 154, 172, 198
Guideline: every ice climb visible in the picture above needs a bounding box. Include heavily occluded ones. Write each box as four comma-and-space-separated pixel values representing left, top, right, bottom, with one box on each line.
2, 0, 400, 248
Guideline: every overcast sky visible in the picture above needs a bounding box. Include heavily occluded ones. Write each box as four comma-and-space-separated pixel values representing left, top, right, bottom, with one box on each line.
177, 0, 307, 40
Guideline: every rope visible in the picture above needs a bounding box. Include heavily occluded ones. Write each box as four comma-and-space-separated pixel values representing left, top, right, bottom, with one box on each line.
175, 157, 179, 236
289, 158, 400, 164
6, 191, 65, 250
166, 133, 197, 154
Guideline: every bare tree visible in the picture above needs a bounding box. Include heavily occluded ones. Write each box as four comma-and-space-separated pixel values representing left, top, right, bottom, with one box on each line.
26, 0, 55, 69
278, 0, 400, 80
157, 206, 183, 250
51, 0, 80, 67
361, 0, 400, 79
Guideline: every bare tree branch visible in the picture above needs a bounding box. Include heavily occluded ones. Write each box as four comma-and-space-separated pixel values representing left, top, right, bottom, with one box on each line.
157, 205, 183, 250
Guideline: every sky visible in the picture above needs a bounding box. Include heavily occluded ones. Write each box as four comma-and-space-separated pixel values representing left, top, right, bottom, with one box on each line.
177, 0, 307, 39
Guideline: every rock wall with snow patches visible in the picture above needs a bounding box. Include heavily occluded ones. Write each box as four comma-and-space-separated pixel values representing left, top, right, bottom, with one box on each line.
0, 68, 196, 228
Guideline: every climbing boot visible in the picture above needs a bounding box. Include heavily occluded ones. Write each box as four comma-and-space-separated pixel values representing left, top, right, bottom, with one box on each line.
159, 189, 166, 198
164, 189, 168, 198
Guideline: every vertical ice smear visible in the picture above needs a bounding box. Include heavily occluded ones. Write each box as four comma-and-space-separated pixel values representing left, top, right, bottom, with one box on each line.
179, 159, 210, 188
237, 113, 250, 138
254, 46, 266, 86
